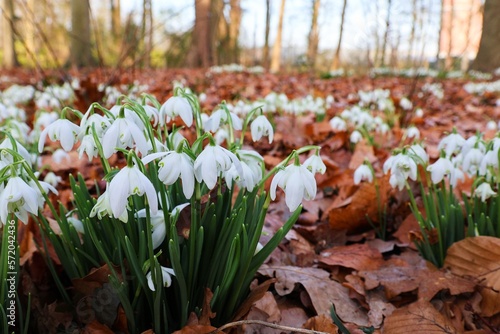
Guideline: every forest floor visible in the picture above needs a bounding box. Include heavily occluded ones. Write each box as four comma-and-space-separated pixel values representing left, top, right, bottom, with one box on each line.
6, 68, 500, 333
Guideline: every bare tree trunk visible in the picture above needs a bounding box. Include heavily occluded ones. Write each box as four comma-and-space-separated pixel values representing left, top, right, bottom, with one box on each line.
373, 0, 381, 66
380, 0, 392, 67
2, 0, 17, 68
70, 0, 92, 67
307, 0, 320, 68
141, 0, 153, 68
407, 0, 418, 66
460, 0, 475, 71
229, 0, 241, 63
188, 0, 211, 67
270, 0, 286, 73
263, 0, 271, 70
444, 0, 455, 70
111, 0, 121, 38
471, 0, 500, 72
436, 0, 445, 68
330, 0, 347, 71
390, 30, 400, 68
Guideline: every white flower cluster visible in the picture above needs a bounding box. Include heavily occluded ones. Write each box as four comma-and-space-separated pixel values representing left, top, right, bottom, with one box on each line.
464, 79, 500, 95
1, 84, 35, 105
227, 92, 333, 117
329, 105, 391, 143
0, 137, 57, 226
468, 70, 493, 81
98, 80, 150, 105
208, 63, 264, 74
421, 83, 444, 100
37, 93, 322, 223
358, 89, 395, 112
35, 82, 75, 110
369, 67, 439, 78
383, 129, 500, 202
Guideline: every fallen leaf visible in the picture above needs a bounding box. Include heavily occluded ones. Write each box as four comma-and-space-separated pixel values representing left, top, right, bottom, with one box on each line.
444, 236, 500, 291
258, 265, 370, 327
383, 299, 458, 334
319, 243, 384, 271
303, 314, 339, 333
172, 325, 217, 334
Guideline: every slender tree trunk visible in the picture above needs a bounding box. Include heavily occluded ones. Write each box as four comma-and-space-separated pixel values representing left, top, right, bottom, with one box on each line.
211, 0, 224, 66
111, 0, 121, 38
229, 0, 241, 63
270, 0, 286, 73
373, 0, 381, 66
307, 0, 320, 68
390, 30, 400, 68
263, 0, 271, 70
407, 0, 418, 66
460, 0, 475, 71
380, 0, 392, 67
2, 0, 17, 68
471, 0, 500, 72
141, 0, 153, 68
188, 0, 211, 67
70, 0, 92, 67
444, 0, 455, 70
330, 0, 347, 71
436, 0, 445, 68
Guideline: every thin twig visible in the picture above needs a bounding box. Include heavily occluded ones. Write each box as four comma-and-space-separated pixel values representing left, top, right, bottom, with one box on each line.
209, 320, 330, 334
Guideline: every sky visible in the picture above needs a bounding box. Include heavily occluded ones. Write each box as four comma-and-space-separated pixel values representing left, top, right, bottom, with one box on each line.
118, 0, 443, 60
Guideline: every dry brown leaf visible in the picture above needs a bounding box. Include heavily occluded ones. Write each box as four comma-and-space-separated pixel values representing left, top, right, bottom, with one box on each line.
365, 289, 396, 328
232, 279, 276, 322
258, 265, 370, 327
383, 300, 458, 334
478, 287, 500, 317
348, 139, 376, 170
81, 320, 115, 334
303, 314, 339, 333
444, 236, 500, 291
319, 243, 384, 271
199, 288, 216, 326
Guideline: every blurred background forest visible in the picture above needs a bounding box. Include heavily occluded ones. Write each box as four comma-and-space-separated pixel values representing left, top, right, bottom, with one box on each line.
0, 0, 499, 74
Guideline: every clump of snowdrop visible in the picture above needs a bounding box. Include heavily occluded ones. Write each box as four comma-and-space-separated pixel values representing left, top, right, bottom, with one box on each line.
30, 89, 324, 333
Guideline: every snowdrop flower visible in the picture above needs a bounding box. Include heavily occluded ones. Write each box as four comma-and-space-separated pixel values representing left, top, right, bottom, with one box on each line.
479, 149, 499, 175
384, 153, 418, 190
426, 156, 454, 184
270, 163, 317, 211
399, 97, 413, 110
353, 164, 373, 184
377, 123, 390, 135
194, 144, 243, 190
27, 179, 58, 208
214, 128, 229, 145
0, 138, 31, 164
437, 132, 466, 158
487, 120, 497, 131
415, 108, 424, 118
409, 144, 428, 165
142, 105, 159, 126
67, 216, 85, 234
146, 266, 176, 291
159, 96, 193, 127
79, 113, 111, 137
136, 208, 167, 249
251, 115, 274, 143
350, 130, 362, 144
90, 188, 129, 223
204, 108, 242, 132
43, 172, 62, 187
303, 153, 326, 174
449, 166, 465, 187
107, 165, 158, 220
143, 150, 195, 199
0, 177, 39, 225
102, 117, 149, 158
405, 126, 420, 140
78, 134, 99, 161
462, 148, 484, 176
474, 182, 496, 202
52, 149, 71, 164
38, 119, 80, 152
225, 150, 263, 191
